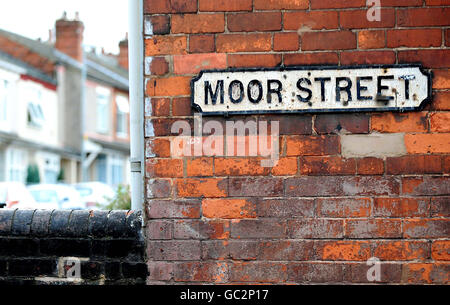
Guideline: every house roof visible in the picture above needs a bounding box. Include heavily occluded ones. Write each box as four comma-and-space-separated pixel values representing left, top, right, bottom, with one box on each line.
0, 28, 128, 91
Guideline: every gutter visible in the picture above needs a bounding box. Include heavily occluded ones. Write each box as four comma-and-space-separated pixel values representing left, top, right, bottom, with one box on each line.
128, 0, 145, 211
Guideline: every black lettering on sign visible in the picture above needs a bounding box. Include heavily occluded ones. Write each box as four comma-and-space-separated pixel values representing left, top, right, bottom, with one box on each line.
229, 80, 244, 104
247, 80, 263, 104
377, 75, 394, 101
357, 76, 373, 101
267, 79, 282, 104
314, 77, 331, 102
296, 78, 312, 103
204, 80, 224, 105
336, 77, 352, 103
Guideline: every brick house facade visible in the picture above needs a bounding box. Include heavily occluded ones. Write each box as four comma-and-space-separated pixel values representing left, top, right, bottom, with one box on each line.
143, 0, 449, 284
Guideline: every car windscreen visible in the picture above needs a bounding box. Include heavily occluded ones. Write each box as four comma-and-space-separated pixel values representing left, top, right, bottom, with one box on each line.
75, 186, 93, 197
29, 189, 58, 203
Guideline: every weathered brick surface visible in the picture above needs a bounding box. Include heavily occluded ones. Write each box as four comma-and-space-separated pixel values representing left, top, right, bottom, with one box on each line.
143, 1, 450, 285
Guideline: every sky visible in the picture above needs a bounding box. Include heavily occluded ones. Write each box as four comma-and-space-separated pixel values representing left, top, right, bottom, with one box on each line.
0, 0, 129, 54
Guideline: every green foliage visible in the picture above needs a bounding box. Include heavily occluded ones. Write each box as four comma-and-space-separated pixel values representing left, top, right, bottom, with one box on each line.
26, 164, 40, 185
104, 184, 131, 210
57, 169, 65, 182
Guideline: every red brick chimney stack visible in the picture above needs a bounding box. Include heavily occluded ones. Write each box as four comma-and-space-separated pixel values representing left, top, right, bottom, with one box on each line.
55, 11, 84, 62
118, 33, 129, 70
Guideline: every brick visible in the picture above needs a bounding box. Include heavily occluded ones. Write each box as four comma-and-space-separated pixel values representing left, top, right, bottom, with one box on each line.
254, 0, 308, 10
286, 135, 340, 156
314, 113, 369, 134
430, 112, 450, 132
230, 262, 288, 283
341, 51, 396, 65
284, 52, 339, 66
289, 219, 344, 239
357, 157, 384, 175
431, 197, 450, 217
358, 30, 385, 49
284, 11, 339, 31
446, 29, 450, 47
147, 15, 170, 35
228, 12, 281, 32
228, 54, 282, 68
176, 178, 228, 198
147, 240, 201, 260
174, 219, 230, 239
387, 29, 442, 48
172, 97, 191, 116
147, 199, 201, 218
372, 112, 428, 133
433, 91, 450, 110
426, 0, 450, 5
301, 156, 357, 175
432, 241, 450, 261
286, 176, 400, 197
387, 155, 442, 175
373, 198, 429, 217
317, 198, 371, 218
403, 176, 450, 196
231, 219, 287, 239
382, 0, 423, 6
174, 262, 229, 282
216, 34, 272, 53
289, 262, 344, 283
271, 157, 298, 176
229, 177, 283, 197
173, 53, 226, 74
315, 241, 371, 261
403, 219, 449, 238
257, 198, 315, 218
398, 8, 450, 27
199, 0, 252, 12
404, 134, 450, 154
346, 219, 402, 238
149, 97, 170, 116
259, 114, 313, 135
403, 263, 450, 284
228, 240, 259, 260
146, 76, 191, 96
152, 187, 178, 207
344, 262, 402, 283
433, 70, 450, 90
146, 118, 193, 137
373, 241, 429, 261
398, 50, 450, 68
144, 0, 197, 13
302, 31, 356, 51
273, 33, 299, 51
145, 36, 187, 56
202, 198, 256, 219
340, 9, 395, 29
259, 240, 315, 261
201, 240, 229, 260
189, 35, 215, 53
148, 262, 173, 281
147, 220, 173, 240
311, 0, 365, 9
215, 158, 270, 176
186, 157, 213, 177
172, 14, 225, 34
146, 158, 183, 178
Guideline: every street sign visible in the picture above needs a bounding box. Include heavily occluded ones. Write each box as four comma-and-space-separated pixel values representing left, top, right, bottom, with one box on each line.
191, 65, 431, 116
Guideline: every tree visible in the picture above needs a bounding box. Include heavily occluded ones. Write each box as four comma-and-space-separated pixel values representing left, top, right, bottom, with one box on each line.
104, 184, 131, 210
26, 164, 40, 185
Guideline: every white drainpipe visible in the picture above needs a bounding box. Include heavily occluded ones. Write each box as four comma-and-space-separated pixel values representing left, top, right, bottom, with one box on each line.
128, 0, 144, 211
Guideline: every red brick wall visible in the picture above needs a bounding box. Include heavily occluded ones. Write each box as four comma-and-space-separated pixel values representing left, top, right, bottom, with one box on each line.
143, 0, 449, 284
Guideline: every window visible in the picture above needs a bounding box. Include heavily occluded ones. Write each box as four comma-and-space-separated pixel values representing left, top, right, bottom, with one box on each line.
110, 154, 124, 186
96, 154, 107, 183
0, 79, 9, 122
6, 148, 27, 183
42, 154, 60, 184
27, 89, 45, 128
116, 95, 129, 137
96, 87, 110, 133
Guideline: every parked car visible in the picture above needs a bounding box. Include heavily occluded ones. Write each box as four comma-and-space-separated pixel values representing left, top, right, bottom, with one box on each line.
27, 184, 85, 210
73, 182, 115, 209
0, 182, 37, 209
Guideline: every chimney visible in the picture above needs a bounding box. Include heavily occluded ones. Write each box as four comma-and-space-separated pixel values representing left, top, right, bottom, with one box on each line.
55, 12, 84, 62
118, 33, 128, 70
